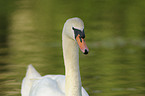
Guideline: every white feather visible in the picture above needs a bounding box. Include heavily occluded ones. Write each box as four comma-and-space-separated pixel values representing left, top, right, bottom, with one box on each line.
21, 17, 89, 96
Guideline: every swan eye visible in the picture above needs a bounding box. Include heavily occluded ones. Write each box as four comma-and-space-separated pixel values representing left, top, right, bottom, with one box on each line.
72, 27, 85, 39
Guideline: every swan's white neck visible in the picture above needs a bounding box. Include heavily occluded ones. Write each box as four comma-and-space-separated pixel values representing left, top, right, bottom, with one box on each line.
62, 33, 82, 96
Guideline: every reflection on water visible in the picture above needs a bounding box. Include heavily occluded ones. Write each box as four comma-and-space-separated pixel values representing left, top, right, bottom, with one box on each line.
0, 0, 145, 96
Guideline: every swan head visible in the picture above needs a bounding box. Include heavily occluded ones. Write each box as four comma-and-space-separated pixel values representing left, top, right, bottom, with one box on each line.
63, 17, 89, 54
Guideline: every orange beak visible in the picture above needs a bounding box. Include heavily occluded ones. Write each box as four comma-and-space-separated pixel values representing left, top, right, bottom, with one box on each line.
76, 34, 89, 54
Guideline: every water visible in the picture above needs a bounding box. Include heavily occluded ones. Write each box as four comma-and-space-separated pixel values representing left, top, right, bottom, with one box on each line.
0, 0, 145, 96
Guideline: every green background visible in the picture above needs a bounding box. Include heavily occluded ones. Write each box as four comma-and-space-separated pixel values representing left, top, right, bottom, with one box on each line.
0, 0, 145, 96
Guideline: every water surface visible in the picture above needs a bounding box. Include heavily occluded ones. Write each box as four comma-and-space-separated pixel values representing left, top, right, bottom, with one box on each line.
0, 0, 145, 96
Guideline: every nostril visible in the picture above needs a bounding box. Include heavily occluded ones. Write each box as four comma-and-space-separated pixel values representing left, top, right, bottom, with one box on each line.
84, 49, 88, 54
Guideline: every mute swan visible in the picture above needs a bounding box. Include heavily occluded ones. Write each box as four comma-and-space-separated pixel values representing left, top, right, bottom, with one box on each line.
21, 17, 89, 96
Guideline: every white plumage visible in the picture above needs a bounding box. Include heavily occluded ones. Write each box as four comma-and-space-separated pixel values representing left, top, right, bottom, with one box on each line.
21, 17, 89, 96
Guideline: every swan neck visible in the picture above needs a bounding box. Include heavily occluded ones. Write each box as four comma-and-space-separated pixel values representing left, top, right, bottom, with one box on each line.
62, 34, 82, 96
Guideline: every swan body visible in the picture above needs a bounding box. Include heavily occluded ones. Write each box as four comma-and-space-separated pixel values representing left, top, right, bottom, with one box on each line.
21, 17, 89, 96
